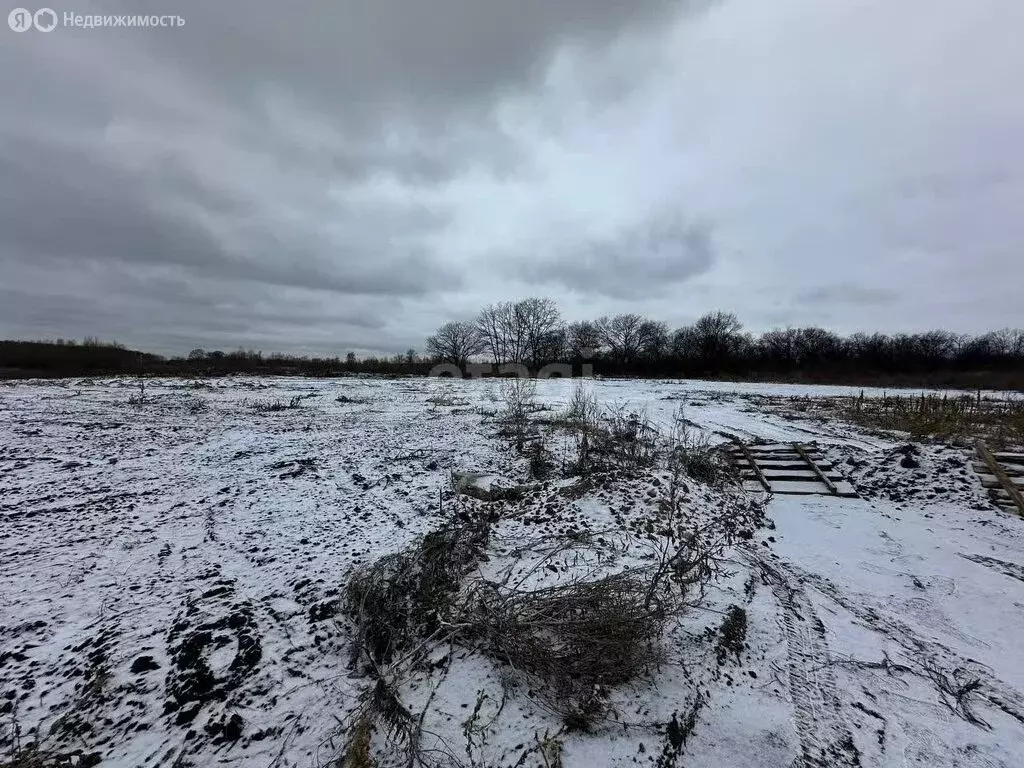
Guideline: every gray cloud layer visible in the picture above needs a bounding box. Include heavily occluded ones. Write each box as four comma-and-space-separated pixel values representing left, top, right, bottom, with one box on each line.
2, 0, 1022, 355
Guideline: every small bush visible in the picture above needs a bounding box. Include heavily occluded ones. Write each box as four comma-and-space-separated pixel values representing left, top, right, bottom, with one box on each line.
563, 402, 659, 475
345, 517, 490, 665
668, 407, 730, 486
250, 395, 304, 412
498, 378, 538, 449
336, 394, 371, 405
473, 571, 669, 704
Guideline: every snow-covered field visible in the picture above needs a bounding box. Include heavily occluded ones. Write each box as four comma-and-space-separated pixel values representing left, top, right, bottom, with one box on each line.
2, 376, 1024, 767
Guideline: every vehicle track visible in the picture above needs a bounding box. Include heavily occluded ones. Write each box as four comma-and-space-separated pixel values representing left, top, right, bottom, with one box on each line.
960, 553, 1024, 584
784, 561, 1024, 728
750, 551, 862, 767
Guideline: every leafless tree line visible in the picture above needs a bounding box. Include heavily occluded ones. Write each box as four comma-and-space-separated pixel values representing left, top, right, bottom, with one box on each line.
425, 299, 1024, 379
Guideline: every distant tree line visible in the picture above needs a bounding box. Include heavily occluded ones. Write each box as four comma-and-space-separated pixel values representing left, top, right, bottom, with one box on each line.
0, 340, 435, 379
425, 298, 1024, 389
2, 301, 1023, 389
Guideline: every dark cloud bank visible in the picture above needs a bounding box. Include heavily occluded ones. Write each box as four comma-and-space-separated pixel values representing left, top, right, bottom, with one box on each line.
2, 0, 1022, 355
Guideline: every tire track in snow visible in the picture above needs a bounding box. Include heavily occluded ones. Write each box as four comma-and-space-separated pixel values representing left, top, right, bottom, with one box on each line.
785, 561, 1024, 728
961, 553, 1024, 584
751, 552, 863, 767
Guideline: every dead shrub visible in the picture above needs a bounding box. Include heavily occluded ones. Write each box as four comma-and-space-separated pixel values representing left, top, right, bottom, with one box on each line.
336, 394, 371, 405
335, 677, 427, 768
472, 570, 668, 705
667, 407, 731, 486
525, 439, 555, 480
0, 707, 98, 768
498, 378, 538, 450
336, 463, 764, 760
345, 517, 490, 666
249, 395, 304, 412
563, 403, 659, 476
597, 406, 659, 469
565, 382, 601, 428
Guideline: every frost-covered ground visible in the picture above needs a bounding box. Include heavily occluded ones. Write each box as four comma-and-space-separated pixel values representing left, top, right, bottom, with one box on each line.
2, 376, 1024, 767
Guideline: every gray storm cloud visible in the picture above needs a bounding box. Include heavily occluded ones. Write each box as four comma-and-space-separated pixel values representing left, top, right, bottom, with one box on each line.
1, 0, 1022, 355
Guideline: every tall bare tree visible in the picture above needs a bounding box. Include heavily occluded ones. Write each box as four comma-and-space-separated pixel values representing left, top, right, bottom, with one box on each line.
598, 313, 645, 363
567, 320, 603, 359
638, 320, 670, 360
477, 298, 563, 368
425, 321, 483, 369
476, 303, 510, 366
515, 297, 563, 368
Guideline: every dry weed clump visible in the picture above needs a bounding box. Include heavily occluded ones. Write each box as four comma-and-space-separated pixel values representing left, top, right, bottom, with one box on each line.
557, 386, 727, 483
0, 710, 98, 768
345, 517, 491, 666
812, 391, 1024, 447
248, 395, 304, 412
559, 391, 660, 475
497, 378, 539, 450
667, 407, 732, 487
335, 677, 427, 768
470, 571, 668, 704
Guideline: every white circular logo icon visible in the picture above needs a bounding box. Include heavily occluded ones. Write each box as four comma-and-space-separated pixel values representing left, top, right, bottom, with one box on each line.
33, 7, 57, 31
8, 7, 33, 31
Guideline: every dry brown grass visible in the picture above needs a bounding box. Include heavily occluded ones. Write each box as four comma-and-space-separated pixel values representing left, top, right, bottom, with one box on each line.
844, 392, 1024, 446
778, 391, 1024, 447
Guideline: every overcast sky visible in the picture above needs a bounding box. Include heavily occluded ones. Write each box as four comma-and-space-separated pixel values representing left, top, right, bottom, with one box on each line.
3, 0, 1022, 356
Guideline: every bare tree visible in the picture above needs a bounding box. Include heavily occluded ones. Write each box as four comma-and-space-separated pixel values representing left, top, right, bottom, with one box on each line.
567, 320, 603, 359
598, 313, 644, 363
515, 297, 563, 369
476, 303, 510, 366
477, 298, 562, 368
477, 302, 527, 366
426, 321, 483, 369
690, 311, 744, 370
638, 320, 670, 360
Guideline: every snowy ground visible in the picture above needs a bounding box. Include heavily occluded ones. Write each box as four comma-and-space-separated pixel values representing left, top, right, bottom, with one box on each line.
2, 376, 1024, 767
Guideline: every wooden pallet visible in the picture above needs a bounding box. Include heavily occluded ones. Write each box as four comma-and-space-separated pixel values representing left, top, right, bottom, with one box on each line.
973, 440, 1024, 517
727, 442, 859, 497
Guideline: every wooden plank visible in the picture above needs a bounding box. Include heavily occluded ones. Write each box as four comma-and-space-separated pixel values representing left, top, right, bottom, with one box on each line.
737, 461, 838, 471
993, 452, 1024, 463
736, 442, 772, 493
978, 474, 1024, 490
761, 471, 846, 483
792, 442, 839, 495
769, 480, 858, 497
977, 439, 1024, 518
974, 461, 1023, 477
